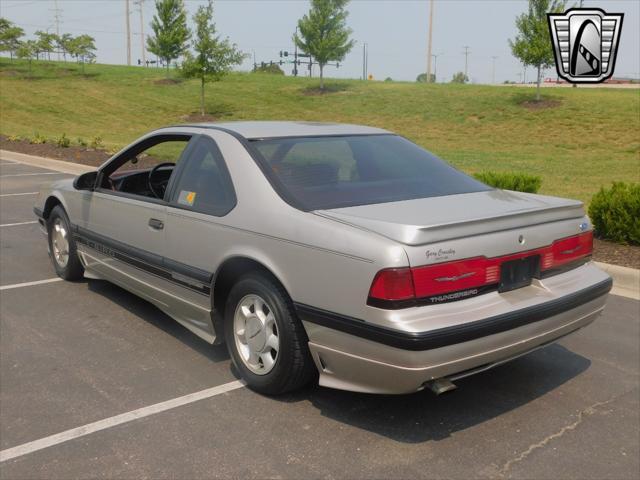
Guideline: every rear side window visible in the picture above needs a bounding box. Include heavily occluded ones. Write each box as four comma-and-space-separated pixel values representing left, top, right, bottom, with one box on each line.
251, 135, 490, 210
170, 136, 236, 216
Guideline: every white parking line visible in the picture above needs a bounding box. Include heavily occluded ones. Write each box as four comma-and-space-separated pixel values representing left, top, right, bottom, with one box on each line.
0, 380, 246, 462
0, 172, 64, 178
0, 192, 39, 197
0, 221, 38, 228
0, 161, 18, 166
0, 278, 63, 291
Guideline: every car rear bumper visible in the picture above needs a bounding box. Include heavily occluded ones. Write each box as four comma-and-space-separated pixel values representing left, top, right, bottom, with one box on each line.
298, 274, 612, 394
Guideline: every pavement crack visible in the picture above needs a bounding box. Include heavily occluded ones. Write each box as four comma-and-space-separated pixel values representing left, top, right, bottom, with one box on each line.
498, 390, 635, 477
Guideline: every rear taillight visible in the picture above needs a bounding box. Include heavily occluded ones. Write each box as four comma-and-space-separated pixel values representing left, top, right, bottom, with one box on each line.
368, 231, 593, 308
369, 268, 415, 301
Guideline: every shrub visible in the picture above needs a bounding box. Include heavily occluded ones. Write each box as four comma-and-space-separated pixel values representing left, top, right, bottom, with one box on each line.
588, 182, 640, 245
29, 132, 47, 145
474, 171, 542, 193
7, 134, 21, 142
77, 137, 88, 147
89, 136, 103, 149
55, 133, 70, 148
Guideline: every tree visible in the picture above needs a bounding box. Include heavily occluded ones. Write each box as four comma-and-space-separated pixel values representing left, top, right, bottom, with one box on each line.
416, 72, 435, 83
451, 72, 468, 84
35, 30, 57, 61
0, 18, 24, 60
147, 0, 190, 76
182, 1, 245, 116
68, 35, 96, 73
510, 0, 566, 101
294, 0, 355, 90
57, 33, 74, 61
16, 40, 36, 74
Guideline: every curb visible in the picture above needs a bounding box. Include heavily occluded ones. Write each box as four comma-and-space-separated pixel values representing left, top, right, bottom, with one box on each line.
595, 262, 640, 301
1, 149, 639, 300
0, 150, 96, 175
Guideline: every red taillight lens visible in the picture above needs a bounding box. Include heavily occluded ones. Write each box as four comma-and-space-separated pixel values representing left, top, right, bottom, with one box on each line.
368, 231, 593, 307
368, 268, 415, 301
544, 231, 593, 270
412, 258, 490, 297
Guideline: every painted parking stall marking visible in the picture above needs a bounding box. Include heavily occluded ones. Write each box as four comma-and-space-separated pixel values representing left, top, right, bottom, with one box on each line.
0, 380, 246, 462
0, 221, 38, 228
0, 192, 39, 197
0, 172, 67, 178
0, 278, 63, 291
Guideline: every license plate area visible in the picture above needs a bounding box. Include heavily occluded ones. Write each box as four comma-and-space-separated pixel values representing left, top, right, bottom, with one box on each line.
499, 256, 540, 293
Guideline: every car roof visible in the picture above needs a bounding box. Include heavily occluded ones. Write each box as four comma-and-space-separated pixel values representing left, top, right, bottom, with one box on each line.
180, 121, 391, 140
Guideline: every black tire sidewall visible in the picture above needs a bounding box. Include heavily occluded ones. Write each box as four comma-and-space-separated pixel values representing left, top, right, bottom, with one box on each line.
224, 273, 309, 394
47, 205, 83, 280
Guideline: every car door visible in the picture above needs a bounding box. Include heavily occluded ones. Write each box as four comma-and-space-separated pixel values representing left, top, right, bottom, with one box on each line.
77, 134, 195, 308
161, 134, 238, 343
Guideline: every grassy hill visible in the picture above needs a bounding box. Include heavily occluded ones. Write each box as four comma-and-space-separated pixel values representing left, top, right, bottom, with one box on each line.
1, 59, 638, 204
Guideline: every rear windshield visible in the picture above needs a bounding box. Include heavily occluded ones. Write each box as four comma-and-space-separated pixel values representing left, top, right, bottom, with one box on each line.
251, 134, 490, 210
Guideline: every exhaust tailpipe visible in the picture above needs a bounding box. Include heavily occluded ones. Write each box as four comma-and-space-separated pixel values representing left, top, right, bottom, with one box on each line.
425, 378, 457, 395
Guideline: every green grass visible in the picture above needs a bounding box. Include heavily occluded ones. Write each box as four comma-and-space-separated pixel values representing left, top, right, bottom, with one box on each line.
1, 59, 639, 204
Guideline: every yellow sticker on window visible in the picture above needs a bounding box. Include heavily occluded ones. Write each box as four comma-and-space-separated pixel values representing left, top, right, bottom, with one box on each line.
178, 190, 197, 206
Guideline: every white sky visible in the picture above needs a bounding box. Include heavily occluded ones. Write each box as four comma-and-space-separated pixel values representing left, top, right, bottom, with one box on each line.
1, 0, 638, 83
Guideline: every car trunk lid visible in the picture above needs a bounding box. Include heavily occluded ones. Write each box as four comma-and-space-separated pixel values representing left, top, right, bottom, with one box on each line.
315, 190, 585, 246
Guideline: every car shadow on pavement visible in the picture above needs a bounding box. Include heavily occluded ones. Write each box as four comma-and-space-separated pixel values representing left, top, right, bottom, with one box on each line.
87, 280, 230, 363
85, 279, 590, 444
276, 344, 591, 444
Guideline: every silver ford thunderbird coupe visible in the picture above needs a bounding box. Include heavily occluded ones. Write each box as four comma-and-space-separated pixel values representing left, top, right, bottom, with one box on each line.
34, 122, 612, 395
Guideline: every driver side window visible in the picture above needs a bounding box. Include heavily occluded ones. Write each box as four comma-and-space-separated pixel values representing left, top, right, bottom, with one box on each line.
100, 135, 191, 201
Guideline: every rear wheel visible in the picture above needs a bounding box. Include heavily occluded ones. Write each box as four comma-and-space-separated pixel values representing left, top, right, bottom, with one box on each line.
224, 272, 316, 394
47, 205, 84, 281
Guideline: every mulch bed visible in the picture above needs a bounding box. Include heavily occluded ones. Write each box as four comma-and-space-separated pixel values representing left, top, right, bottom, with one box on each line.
1, 136, 638, 270
593, 238, 640, 270
0, 135, 110, 167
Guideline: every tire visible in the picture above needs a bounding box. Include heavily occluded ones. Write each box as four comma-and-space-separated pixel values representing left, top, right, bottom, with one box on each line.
224, 271, 316, 395
47, 205, 84, 281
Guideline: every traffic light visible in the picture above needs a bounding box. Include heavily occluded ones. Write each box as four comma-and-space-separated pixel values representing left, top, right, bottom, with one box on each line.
279, 51, 283, 58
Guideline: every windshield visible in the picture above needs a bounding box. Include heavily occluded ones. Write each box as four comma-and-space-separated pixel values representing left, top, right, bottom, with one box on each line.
251, 134, 490, 210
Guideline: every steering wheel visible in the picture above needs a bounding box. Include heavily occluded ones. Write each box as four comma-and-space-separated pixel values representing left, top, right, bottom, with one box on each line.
148, 162, 175, 199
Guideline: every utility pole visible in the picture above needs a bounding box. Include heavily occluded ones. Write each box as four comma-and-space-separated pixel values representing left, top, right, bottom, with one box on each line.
125, 0, 132, 66
491, 56, 498, 84
293, 26, 298, 76
426, 0, 434, 83
51, 0, 62, 61
463, 46, 470, 78
432, 53, 442, 83
362, 42, 367, 80
134, 0, 145, 65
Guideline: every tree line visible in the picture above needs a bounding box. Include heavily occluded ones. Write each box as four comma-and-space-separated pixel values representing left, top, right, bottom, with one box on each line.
0, 19, 96, 73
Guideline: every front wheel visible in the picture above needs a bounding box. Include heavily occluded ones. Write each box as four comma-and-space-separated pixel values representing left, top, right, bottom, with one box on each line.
47, 205, 84, 281
224, 272, 316, 395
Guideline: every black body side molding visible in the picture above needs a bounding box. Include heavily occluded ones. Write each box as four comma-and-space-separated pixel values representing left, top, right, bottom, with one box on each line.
294, 277, 612, 351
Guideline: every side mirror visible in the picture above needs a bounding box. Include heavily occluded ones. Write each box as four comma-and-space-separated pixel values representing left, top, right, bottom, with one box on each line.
73, 171, 98, 191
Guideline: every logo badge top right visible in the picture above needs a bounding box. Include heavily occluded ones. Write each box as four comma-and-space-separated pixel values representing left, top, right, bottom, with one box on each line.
548, 8, 624, 84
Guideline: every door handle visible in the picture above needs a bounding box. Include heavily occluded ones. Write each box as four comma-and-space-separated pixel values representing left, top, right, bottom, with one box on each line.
148, 218, 164, 230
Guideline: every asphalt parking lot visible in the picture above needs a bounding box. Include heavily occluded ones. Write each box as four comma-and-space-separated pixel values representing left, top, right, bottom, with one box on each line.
0, 156, 638, 480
